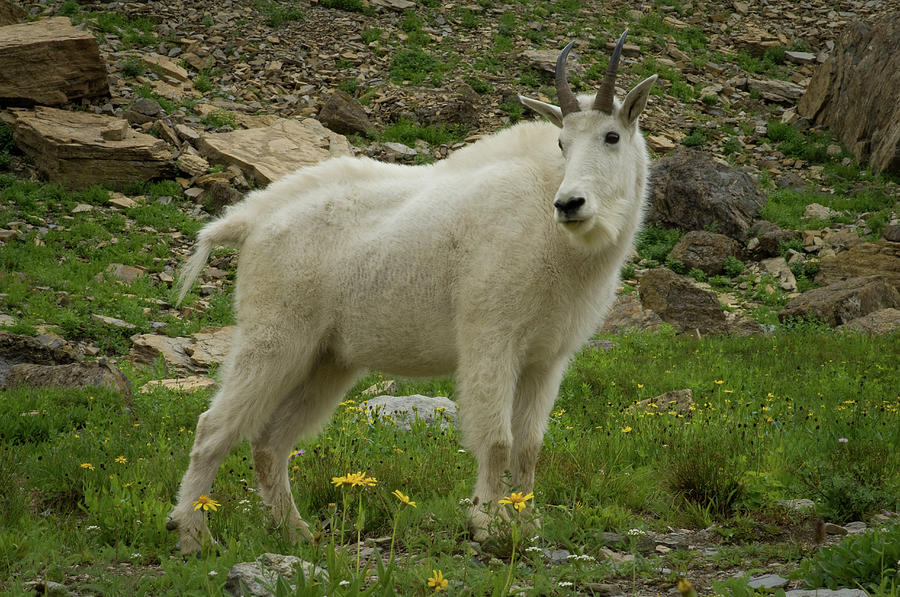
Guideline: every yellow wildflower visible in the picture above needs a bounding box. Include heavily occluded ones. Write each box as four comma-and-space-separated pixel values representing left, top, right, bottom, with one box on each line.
498, 491, 533, 513
192, 495, 220, 511
427, 569, 448, 593
392, 490, 416, 508
115, 456, 127, 464
621, 426, 633, 433
80, 462, 94, 471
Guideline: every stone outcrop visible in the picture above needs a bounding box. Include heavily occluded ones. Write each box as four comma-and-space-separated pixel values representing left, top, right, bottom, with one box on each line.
814, 241, 900, 290
667, 230, 743, 275
225, 553, 327, 597
746, 220, 802, 259
798, 13, 900, 174
838, 308, 900, 335
129, 327, 234, 373
198, 118, 352, 186
0, 17, 109, 106
647, 149, 766, 240
2, 359, 131, 397
638, 268, 727, 335
598, 293, 663, 335
11, 107, 173, 188
779, 276, 900, 326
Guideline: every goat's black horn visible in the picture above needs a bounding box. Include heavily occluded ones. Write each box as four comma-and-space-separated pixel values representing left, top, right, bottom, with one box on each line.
593, 29, 628, 114
555, 40, 581, 117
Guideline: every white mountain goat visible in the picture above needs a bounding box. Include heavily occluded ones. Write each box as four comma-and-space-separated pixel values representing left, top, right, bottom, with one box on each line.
166, 31, 657, 553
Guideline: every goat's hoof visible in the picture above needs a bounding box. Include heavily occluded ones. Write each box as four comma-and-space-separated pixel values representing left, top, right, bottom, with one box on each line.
165, 517, 178, 531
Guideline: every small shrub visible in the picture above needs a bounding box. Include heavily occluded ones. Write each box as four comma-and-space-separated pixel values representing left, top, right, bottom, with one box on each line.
464, 76, 492, 95
390, 48, 440, 85
202, 110, 237, 130
361, 27, 382, 44
636, 225, 683, 262
682, 129, 708, 147
664, 429, 747, 518
320, 0, 369, 13
337, 79, 358, 95
194, 71, 213, 93
722, 256, 744, 277
688, 267, 707, 282
803, 524, 900, 593
501, 100, 524, 123
665, 257, 686, 274
620, 264, 636, 280
122, 56, 146, 78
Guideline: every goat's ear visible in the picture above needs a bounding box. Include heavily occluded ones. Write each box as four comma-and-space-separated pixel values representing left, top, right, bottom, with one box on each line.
619, 75, 657, 128
518, 95, 564, 128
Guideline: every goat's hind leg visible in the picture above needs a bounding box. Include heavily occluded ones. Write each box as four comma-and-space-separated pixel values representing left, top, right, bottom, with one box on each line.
251, 356, 359, 543
167, 338, 310, 554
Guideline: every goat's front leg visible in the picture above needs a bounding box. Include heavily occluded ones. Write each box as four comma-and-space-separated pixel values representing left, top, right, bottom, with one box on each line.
508, 359, 569, 532
456, 353, 518, 542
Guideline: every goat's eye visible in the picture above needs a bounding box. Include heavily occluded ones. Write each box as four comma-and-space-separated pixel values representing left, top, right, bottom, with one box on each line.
558, 140, 564, 152
605, 132, 620, 144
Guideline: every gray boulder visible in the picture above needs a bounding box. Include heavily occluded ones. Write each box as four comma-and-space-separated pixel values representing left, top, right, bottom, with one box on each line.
2, 358, 131, 397
638, 268, 727, 335
815, 241, 900, 290
598, 293, 663, 335
647, 149, 766, 241
361, 395, 457, 430
225, 553, 327, 597
318, 89, 373, 136
667, 230, 743, 275
838, 308, 900, 335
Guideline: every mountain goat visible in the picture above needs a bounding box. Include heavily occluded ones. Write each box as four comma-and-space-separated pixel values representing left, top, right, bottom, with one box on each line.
167, 30, 657, 553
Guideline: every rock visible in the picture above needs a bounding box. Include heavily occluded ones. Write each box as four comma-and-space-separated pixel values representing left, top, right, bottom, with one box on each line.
202, 182, 245, 214
370, 0, 416, 10
198, 118, 352, 186
0, 0, 27, 26
581, 583, 622, 597
883, 224, 900, 242
798, 13, 900, 175
0, 331, 80, 385
91, 314, 137, 330
759, 256, 797, 292
382, 141, 417, 157
361, 395, 457, 430
108, 192, 137, 209
541, 548, 572, 566
725, 311, 765, 336
747, 77, 805, 103
822, 228, 862, 251
0, 228, 19, 242
638, 268, 727, 335
598, 293, 663, 334
824, 522, 848, 535
176, 152, 211, 177
734, 26, 781, 57
647, 149, 766, 241
839, 308, 900, 335
522, 48, 585, 76
748, 220, 802, 258
785, 51, 816, 64
748, 574, 789, 589
2, 359, 131, 397
225, 553, 327, 597
627, 389, 693, 414
139, 376, 217, 393
779, 276, 900, 326
668, 230, 743, 275
776, 498, 816, 512
646, 134, 676, 153
785, 590, 867, 597
11, 107, 173, 188
129, 327, 234, 373
141, 53, 190, 82
104, 263, 144, 283
815, 241, 900, 290
0, 17, 109, 106
844, 521, 867, 534
318, 89, 373, 136
804, 202, 836, 220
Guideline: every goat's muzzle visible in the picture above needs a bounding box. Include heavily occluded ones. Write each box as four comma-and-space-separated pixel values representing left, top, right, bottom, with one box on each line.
554, 196, 587, 222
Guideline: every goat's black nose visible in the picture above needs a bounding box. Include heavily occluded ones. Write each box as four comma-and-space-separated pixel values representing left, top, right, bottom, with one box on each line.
554, 196, 586, 215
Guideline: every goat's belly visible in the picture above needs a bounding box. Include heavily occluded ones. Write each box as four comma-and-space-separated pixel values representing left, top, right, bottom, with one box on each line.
337, 331, 458, 377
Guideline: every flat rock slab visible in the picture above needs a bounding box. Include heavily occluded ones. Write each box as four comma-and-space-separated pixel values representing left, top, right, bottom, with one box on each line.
779, 276, 900, 327
0, 17, 109, 106
361, 395, 457, 430
11, 106, 173, 188
129, 327, 234, 374
198, 118, 352, 186
748, 574, 790, 589
785, 590, 867, 597
2, 360, 131, 397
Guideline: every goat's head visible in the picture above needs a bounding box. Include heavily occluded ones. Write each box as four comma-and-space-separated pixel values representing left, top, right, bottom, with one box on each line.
519, 31, 657, 240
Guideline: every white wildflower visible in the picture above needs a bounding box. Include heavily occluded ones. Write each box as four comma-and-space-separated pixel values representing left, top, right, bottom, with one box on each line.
459, 497, 473, 506
558, 581, 573, 587
339, 580, 351, 586
87, 525, 100, 531
627, 528, 646, 536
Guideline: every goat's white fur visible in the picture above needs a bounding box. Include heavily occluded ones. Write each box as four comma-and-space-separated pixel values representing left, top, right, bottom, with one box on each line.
167, 76, 657, 553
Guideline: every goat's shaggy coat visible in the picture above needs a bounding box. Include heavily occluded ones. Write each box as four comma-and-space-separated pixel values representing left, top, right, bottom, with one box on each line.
167, 39, 657, 552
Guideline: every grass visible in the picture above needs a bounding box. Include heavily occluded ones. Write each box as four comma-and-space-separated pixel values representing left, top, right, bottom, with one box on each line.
1, 322, 897, 593
376, 119, 468, 148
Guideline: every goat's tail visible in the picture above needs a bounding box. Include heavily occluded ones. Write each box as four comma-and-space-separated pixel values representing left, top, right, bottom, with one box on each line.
175, 208, 250, 305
